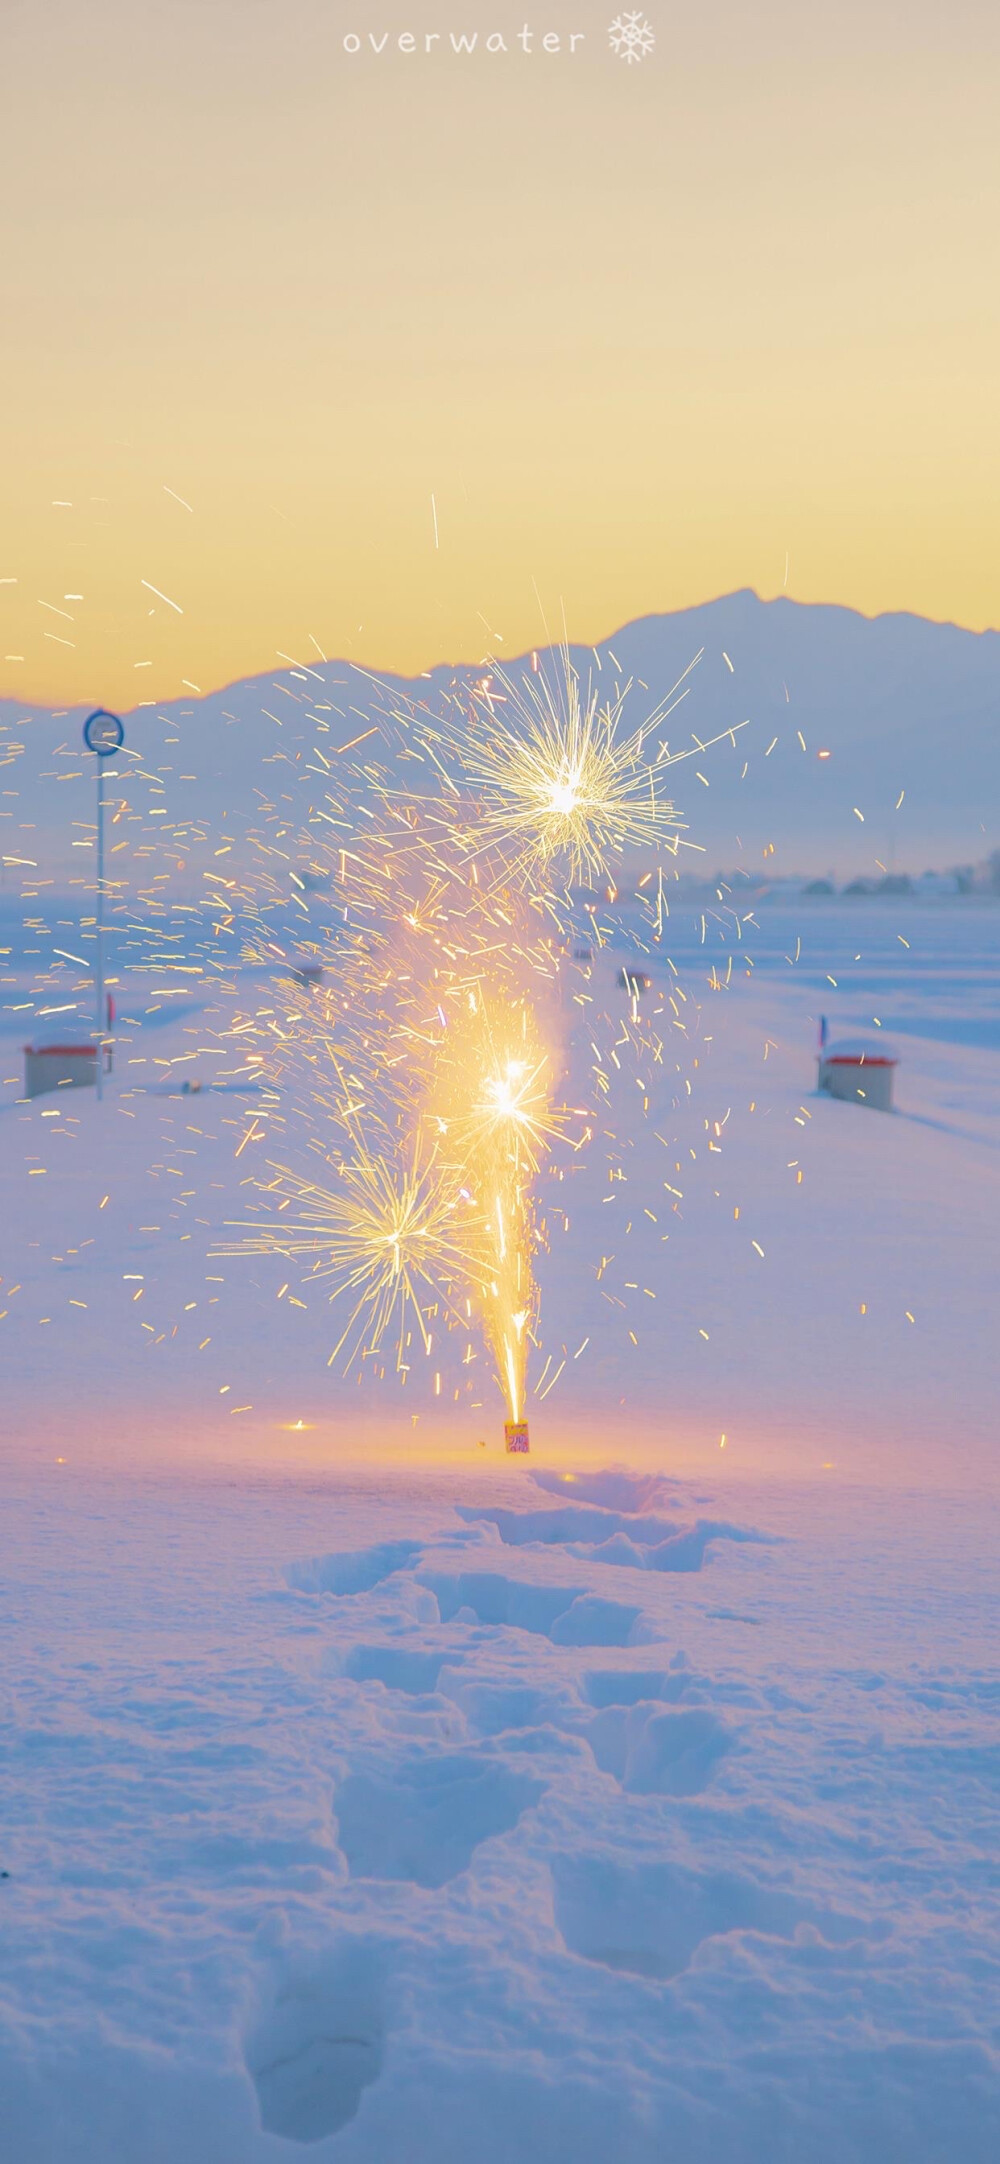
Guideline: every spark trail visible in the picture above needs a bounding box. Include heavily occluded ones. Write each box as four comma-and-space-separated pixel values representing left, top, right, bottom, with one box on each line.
221, 644, 729, 1433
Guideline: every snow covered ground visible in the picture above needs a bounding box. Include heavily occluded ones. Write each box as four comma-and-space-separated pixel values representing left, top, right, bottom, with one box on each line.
2, 903, 998, 2158
2, 901, 998, 1476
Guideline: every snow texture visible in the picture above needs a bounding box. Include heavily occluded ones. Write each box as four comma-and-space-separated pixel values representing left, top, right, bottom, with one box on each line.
2, 1459, 997, 2162
2, 806, 999, 2154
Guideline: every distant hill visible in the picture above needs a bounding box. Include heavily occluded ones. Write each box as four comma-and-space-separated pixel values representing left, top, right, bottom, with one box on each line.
2, 591, 998, 898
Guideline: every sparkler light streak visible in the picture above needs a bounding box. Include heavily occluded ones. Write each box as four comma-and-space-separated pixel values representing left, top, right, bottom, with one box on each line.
215, 1146, 480, 1375
229, 842, 576, 1416
215, 637, 737, 1435
441, 659, 684, 886
424, 984, 567, 1423
2, 622, 759, 1441
379, 646, 743, 899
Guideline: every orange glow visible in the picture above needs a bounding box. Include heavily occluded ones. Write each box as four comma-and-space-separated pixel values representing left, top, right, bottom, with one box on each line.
3, 4, 999, 708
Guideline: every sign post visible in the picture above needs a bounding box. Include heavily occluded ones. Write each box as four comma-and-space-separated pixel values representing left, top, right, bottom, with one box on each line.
83, 709, 125, 1101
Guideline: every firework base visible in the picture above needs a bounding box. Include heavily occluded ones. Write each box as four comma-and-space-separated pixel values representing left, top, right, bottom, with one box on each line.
504, 1421, 530, 1454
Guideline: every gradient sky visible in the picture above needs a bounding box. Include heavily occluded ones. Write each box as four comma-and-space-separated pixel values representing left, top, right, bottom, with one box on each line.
3, 0, 999, 708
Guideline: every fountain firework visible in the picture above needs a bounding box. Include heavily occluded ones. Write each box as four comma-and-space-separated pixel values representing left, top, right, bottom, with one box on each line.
220, 644, 733, 1442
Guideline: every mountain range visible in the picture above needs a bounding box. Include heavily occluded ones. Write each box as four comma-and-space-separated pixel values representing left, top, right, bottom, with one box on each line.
2, 590, 998, 898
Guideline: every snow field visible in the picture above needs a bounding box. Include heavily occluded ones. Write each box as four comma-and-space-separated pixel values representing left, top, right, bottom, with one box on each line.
2, 1460, 996, 2161
2, 903, 999, 1481
2, 901, 998, 2157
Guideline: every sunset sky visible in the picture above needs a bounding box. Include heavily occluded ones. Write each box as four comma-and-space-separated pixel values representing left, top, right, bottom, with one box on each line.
3, 0, 999, 708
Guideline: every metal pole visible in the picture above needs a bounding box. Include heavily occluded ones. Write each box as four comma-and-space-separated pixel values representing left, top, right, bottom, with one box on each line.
95, 753, 105, 1101
83, 710, 123, 1100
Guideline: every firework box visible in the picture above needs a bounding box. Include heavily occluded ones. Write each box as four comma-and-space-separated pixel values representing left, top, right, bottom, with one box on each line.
504, 1422, 530, 1454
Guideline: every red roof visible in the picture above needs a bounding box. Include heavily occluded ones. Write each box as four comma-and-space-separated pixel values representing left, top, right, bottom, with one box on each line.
822, 1036, 898, 1067
24, 1043, 97, 1057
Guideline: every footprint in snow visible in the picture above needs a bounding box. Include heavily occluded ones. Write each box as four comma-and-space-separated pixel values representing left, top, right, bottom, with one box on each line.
334, 1751, 544, 1888
552, 1854, 887, 1980
418, 1568, 657, 1646
246, 1938, 385, 2144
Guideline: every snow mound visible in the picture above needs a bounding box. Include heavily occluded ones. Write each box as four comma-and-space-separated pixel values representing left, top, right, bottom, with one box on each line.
585, 1703, 736, 1794
285, 1540, 422, 1596
458, 1499, 773, 1573
531, 1468, 683, 1513
552, 1855, 886, 1980
341, 1643, 453, 1695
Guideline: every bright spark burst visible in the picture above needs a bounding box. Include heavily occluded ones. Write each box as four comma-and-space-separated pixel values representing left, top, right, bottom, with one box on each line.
425, 987, 567, 1419
406, 650, 706, 888
212, 632, 740, 1431
214, 1149, 479, 1374
431, 998, 563, 1176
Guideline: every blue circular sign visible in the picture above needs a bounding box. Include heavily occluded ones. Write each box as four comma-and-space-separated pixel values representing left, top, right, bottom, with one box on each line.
83, 708, 124, 757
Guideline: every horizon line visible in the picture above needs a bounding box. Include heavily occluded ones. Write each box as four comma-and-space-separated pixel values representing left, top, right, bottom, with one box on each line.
3, 585, 999, 720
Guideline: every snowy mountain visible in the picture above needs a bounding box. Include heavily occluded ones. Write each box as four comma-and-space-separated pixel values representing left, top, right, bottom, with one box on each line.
2, 590, 998, 898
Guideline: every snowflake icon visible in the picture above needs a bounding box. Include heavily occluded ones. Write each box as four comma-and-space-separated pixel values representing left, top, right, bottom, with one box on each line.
608, 10, 655, 63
